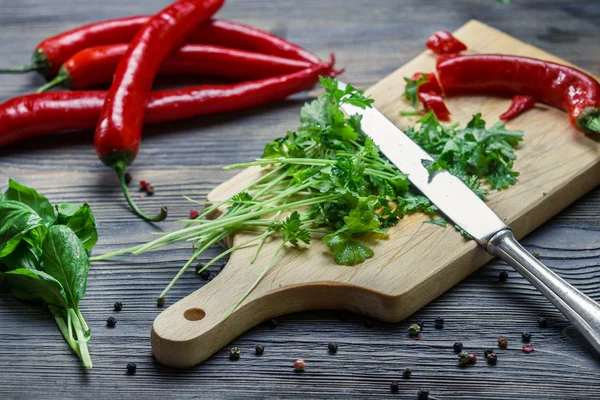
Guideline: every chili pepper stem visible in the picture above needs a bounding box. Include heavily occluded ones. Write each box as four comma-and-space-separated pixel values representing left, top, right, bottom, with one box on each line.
115, 162, 167, 222
37, 75, 67, 93
0, 64, 39, 73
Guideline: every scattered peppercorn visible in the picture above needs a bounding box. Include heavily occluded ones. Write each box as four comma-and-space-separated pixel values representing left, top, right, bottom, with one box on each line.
403, 368, 412, 379
498, 271, 509, 281
498, 336, 508, 349
106, 316, 117, 328
434, 317, 444, 328
255, 344, 264, 356
522, 332, 531, 342
453, 342, 463, 353
538, 317, 548, 327
269, 318, 278, 328
390, 381, 399, 393
532, 251, 540, 259
467, 353, 477, 364
146, 184, 155, 195
125, 172, 132, 185
522, 344, 535, 353
458, 351, 470, 366
418, 389, 429, 399
126, 362, 137, 374
416, 319, 425, 329
294, 359, 306, 372
198, 269, 210, 280
195, 262, 205, 273
139, 180, 150, 191
408, 324, 422, 337
229, 347, 240, 360
189, 208, 200, 219
328, 343, 338, 354
157, 297, 165, 307
114, 301, 123, 312
484, 348, 494, 357
487, 352, 498, 365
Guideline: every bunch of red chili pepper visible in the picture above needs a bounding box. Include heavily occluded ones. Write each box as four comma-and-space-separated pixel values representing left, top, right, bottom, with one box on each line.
0, 0, 340, 221
409, 30, 600, 138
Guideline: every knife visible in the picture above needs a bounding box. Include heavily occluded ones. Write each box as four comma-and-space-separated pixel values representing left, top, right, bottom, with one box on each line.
337, 81, 600, 353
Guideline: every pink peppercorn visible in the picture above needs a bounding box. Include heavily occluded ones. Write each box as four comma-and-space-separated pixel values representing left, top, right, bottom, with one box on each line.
522, 345, 535, 353
294, 359, 306, 372
190, 208, 200, 219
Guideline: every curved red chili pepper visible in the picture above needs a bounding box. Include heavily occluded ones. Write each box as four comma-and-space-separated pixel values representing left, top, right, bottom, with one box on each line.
38, 43, 312, 92
95, 0, 224, 221
426, 31, 467, 55
0, 62, 335, 151
499, 95, 536, 121
437, 54, 600, 135
418, 91, 451, 121
0, 17, 321, 78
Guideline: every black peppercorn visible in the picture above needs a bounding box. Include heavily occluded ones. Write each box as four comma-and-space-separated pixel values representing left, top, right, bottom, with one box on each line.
269, 318, 278, 328
126, 362, 137, 374
498, 271, 508, 281
106, 317, 117, 328
114, 301, 123, 312
198, 269, 210, 280
453, 342, 463, 353
487, 352, 498, 365
498, 336, 508, 349
328, 342, 338, 354
146, 184, 155, 195
125, 172, 132, 185
157, 297, 165, 307
484, 348, 494, 357
522, 332, 531, 342
229, 347, 240, 360
390, 381, 399, 393
416, 319, 424, 329
418, 389, 429, 399
255, 344, 264, 356
195, 262, 205, 274
538, 317, 547, 327
434, 317, 444, 328
402, 368, 412, 379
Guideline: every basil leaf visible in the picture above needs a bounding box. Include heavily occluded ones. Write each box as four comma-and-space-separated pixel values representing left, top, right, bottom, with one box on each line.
2, 180, 55, 225
1, 242, 39, 270
41, 225, 89, 307
55, 203, 83, 224
63, 204, 98, 254
0, 201, 44, 258
4, 268, 69, 309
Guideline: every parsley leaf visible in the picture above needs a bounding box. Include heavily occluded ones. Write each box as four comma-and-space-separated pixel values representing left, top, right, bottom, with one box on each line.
404, 75, 429, 108
425, 218, 448, 227
279, 211, 310, 247
322, 229, 374, 266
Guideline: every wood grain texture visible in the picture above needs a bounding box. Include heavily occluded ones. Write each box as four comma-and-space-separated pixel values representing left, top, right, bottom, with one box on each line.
1, 0, 600, 398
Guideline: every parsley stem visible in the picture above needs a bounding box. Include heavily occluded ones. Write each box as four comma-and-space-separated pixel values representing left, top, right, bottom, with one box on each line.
251, 211, 282, 264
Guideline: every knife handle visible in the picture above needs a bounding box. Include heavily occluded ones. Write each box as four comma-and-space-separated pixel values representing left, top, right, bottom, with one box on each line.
488, 229, 600, 353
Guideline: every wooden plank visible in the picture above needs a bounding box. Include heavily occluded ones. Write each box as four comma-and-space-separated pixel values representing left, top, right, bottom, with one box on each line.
1, 0, 599, 398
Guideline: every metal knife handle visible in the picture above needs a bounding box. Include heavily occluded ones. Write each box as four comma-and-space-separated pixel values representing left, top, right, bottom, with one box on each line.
488, 229, 600, 353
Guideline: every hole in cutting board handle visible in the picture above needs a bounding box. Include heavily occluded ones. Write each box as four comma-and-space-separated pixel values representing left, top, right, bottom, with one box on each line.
184, 308, 206, 321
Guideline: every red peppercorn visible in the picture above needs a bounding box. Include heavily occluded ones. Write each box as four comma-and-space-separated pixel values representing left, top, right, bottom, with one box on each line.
190, 208, 200, 219
467, 353, 477, 364
294, 359, 306, 372
139, 180, 150, 191
522, 344, 535, 353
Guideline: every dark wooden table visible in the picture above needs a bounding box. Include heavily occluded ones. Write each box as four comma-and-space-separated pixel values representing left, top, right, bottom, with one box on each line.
1, 1, 599, 398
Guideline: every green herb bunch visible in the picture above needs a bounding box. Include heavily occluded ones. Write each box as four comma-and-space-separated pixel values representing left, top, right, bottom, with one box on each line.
93, 77, 523, 315
0, 180, 97, 368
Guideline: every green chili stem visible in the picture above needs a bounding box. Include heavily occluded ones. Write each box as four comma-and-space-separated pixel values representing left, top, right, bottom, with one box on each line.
115, 162, 167, 222
0, 64, 38, 73
37, 75, 66, 93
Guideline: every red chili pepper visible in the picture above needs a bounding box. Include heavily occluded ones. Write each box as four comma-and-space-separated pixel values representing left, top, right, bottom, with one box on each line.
0, 17, 321, 78
38, 44, 312, 92
437, 54, 600, 135
499, 95, 536, 121
426, 30, 467, 55
0, 62, 334, 149
94, 0, 224, 221
412, 72, 442, 95
418, 91, 451, 121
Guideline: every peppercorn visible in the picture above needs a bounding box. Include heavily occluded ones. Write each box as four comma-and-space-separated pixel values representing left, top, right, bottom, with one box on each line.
467, 353, 477, 364
538, 317, 547, 327
255, 344, 264, 356
487, 352, 498, 365
532, 251, 540, 259
522, 332, 531, 342
416, 319, 425, 329
114, 301, 123, 312
190, 208, 200, 219
294, 359, 306, 372
418, 389, 429, 399
269, 318, 278, 328
229, 347, 240, 360
390, 381, 399, 393
139, 180, 150, 191
498, 336, 508, 349
453, 342, 463, 353
146, 184, 155, 195
125, 172, 132, 185
328, 343, 338, 354
458, 351, 470, 366
106, 317, 117, 328
408, 324, 421, 337
157, 297, 165, 307
484, 348, 494, 357
522, 344, 535, 353
126, 362, 137, 374
198, 269, 210, 280
402, 368, 412, 379
194, 262, 204, 274
434, 317, 444, 328
498, 271, 508, 281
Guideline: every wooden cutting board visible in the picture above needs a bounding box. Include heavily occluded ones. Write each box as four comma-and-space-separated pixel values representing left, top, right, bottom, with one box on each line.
151, 20, 600, 368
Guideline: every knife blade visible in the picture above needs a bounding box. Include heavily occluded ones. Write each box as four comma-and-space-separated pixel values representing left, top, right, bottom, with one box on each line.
336, 81, 600, 353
